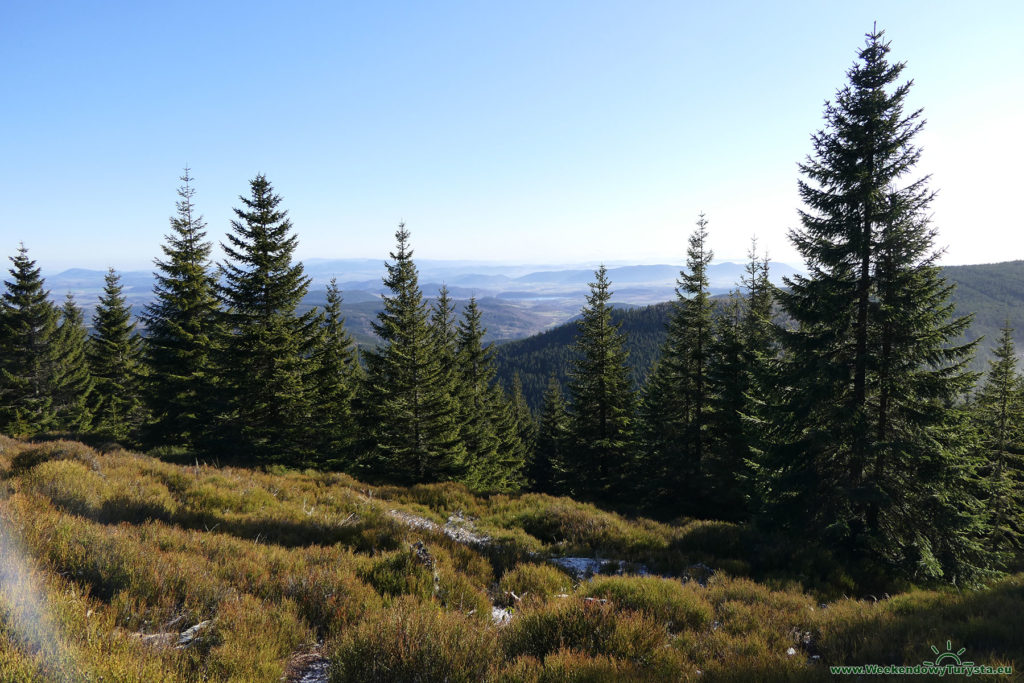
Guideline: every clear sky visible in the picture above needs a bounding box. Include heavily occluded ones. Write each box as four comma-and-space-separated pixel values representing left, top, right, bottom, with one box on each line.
1, 1, 1021, 272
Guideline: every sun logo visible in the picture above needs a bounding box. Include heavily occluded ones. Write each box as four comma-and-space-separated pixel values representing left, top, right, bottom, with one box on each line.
923, 640, 974, 667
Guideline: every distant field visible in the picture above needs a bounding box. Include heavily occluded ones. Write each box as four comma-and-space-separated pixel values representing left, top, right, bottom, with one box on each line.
0, 437, 1019, 681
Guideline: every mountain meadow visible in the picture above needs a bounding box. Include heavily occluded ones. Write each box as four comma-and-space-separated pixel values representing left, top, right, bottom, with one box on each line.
2, 29, 1023, 682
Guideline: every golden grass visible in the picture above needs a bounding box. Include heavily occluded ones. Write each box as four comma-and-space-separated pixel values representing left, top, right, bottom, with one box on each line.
0, 436, 1018, 681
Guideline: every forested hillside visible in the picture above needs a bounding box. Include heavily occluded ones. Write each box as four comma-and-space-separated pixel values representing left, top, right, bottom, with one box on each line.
497, 261, 1024, 409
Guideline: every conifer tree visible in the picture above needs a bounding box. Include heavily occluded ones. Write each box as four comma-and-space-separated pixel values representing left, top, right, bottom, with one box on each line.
88, 268, 145, 442
766, 28, 990, 584
142, 169, 221, 450
566, 266, 635, 501
308, 278, 360, 464
532, 375, 569, 494
641, 215, 713, 513
51, 294, 94, 433
217, 175, 318, 463
362, 224, 465, 483
456, 297, 504, 489
0, 245, 60, 436
704, 243, 775, 520
509, 373, 537, 474
973, 324, 1024, 555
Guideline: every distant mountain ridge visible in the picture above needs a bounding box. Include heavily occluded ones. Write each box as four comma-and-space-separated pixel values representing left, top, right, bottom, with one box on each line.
35, 260, 1024, 375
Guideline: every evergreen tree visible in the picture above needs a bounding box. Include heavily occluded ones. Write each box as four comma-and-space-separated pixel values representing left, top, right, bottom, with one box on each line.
766, 28, 990, 584
705, 242, 775, 520
88, 268, 145, 442
456, 297, 504, 490
566, 266, 635, 501
509, 373, 537, 476
0, 245, 60, 436
973, 324, 1024, 556
532, 375, 569, 494
50, 294, 94, 433
362, 224, 465, 483
142, 169, 221, 450
217, 175, 318, 463
641, 215, 713, 514
308, 278, 360, 465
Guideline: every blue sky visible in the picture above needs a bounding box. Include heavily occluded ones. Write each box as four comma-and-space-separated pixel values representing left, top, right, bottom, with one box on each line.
1, 1, 1021, 271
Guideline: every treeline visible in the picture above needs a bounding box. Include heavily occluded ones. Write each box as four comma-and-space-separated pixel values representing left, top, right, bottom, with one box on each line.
1, 29, 1022, 586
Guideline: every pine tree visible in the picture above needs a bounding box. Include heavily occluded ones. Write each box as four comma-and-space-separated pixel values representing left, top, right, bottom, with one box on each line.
50, 294, 94, 433
509, 373, 537, 476
705, 242, 775, 520
704, 295, 750, 520
641, 215, 713, 514
308, 278, 360, 465
0, 245, 60, 436
456, 297, 504, 490
766, 28, 990, 584
532, 375, 569, 494
217, 175, 318, 463
88, 268, 145, 442
142, 169, 221, 450
973, 324, 1024, 556
362, 224, 465, 484
565, 266, 635, 501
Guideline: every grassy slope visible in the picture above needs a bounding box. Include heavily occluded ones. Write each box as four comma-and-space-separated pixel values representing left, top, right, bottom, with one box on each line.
0, 437, 1019, 681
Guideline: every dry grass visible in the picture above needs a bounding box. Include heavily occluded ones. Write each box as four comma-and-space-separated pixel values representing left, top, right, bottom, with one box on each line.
0, 436, 1018, 681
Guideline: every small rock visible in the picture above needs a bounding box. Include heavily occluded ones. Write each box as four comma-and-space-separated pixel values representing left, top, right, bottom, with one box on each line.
786, 647, 798, 657
491, 607, 513, 625
177, 620, 211, 648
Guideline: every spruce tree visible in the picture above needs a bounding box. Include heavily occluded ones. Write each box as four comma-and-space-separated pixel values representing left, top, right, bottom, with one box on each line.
308, 278, 360, 465
51, 294, 94, 433
973, 324, 1024, 556
217, 175, 318, 463
455, 297, 504, 490
88, 268, 145, 442
142, 169, 221, 450
566, 266, 635, 501
766, 28, 990, 584
641, 215, 713, 514
532, 375, 569, 494
362, 224, 465, 484
0, 245, 60, 436
705, 243, 775, 520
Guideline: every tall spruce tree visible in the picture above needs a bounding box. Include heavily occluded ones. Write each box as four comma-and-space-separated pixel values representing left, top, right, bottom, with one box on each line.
308, 278, 360, 465
704, 242, 775, 520
532, 375, 569, 494
88, 268, 145, 442
362, 224, 465, 484
456, 297, 505, 490
142, 169, 221, 450
766, 28, 990, 584
0, 245, 60, 436
217, 175, 318, 463
51, 294, 94, 433
641, 215, 713, 514
566, 266, 635, 501
973, 324, 1024, 556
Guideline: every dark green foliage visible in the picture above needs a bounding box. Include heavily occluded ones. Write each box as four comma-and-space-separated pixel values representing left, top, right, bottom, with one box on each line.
308, 278, 360, 465
704, 245, 776, 521
142, 169, 221, 450
494, 302, 671, 412
565, 266, 636, 501
51, 294, 95, 433
641, 215, 714, 515
972, 324, 1024, 556
455, 297, 524, 492
531, 375, 569, 494
362, 224, 466, 484
216, 175, 318, 463
0, 245, 60, 436
765, 29, 991, 584
87, 269, 145, 442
